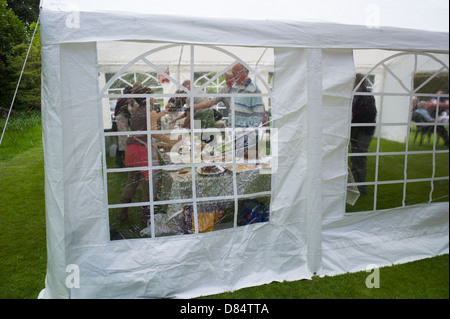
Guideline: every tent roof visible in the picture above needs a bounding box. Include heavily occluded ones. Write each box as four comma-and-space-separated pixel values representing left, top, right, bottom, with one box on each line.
96, 42, 275, 74
40, 0, 449, 52
40, 0, 448, 32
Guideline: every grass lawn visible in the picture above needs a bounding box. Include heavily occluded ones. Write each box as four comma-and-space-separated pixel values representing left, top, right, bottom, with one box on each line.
0, 112, 46, 299
201, 254, 449, 299
0, 113, 448, 299
347, 127, 449, 212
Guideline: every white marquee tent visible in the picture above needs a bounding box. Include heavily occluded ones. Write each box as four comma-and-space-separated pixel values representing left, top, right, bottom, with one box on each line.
39, 0, 449, 298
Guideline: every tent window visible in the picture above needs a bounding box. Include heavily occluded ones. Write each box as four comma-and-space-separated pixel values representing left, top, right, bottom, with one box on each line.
347, 51, 449, 213
98, 42, 274, 240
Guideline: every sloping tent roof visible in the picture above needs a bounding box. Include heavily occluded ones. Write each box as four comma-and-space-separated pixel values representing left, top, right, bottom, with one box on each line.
40, 0, 449, 50
39, 0, 449, 299
96, 42, 275, 74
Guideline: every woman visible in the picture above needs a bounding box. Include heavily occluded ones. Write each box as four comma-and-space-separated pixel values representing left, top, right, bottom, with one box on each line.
120, 85, 181, 223
113, 86, 133, 167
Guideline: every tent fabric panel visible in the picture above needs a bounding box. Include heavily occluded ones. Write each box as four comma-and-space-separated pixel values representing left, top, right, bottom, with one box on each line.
305, 48, 325, 273
57, 45, 315, 299
40, 0, 449, 33
39, 43, 69, 299
96, 42, 275, 74
39, 8, 448, 52
65, 224, 310, 298
271, 48, 309, 226
321, 202, 449, 276
321, 49, 355, 221
59, 43, 108, 249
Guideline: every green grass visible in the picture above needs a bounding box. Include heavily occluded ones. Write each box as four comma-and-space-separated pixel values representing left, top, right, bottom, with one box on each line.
201, 254, 449, 299
0, 113, 46, 299
0, 111, 42, 161
347, 127, 449, 212
0, 113, 448, 299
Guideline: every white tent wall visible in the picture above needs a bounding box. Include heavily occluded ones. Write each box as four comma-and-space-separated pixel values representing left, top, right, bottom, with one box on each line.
39, 43, 69, 299
44, 44, 315, 299
322, 203, 449, 276
321, 49, 355, 221
60, 43, 106, 248
378, 56, 413, 143
39, 0, 449, 299
39, 0, 449, 50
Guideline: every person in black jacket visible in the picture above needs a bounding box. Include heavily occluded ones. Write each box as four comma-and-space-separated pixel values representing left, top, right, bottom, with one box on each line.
350, 74, 377, 195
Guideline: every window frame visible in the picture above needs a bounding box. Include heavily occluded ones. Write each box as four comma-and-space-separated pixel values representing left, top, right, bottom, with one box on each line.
99, 43, 274, 239
346, 51, 449, 213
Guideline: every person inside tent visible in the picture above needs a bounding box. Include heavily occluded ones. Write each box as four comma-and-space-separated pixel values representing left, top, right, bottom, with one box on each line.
430, 90, 449, 106
113, 86, 133, 167
230, 63, 265, 159
180, 70, 235, 126
414, 99, 449, 146
120, 85, 181, 223
350, 73, 377, 195
429, 90, 449, 122
169, 80, 216, 129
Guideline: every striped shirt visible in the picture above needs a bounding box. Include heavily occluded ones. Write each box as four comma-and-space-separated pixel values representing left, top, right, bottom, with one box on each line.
232, 79, 264, 127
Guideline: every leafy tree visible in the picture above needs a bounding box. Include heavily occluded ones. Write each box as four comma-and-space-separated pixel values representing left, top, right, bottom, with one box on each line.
6, 23, 41, 111
1, 0, 41, 114
0, 0, 28, 113
6, 0, 40, 25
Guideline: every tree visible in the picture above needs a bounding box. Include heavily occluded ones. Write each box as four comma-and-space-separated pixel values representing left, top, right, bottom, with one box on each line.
6, 0, 40, 25
0, 0, 28, 113
6, 23, 41, 111
1, 0, 41, 114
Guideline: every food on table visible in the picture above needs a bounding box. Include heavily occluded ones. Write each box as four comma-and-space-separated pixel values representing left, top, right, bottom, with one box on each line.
200, 165, 222, 174
233, 164, 258, 172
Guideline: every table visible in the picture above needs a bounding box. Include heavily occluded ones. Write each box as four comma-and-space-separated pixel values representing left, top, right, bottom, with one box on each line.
158, 165, 272, 218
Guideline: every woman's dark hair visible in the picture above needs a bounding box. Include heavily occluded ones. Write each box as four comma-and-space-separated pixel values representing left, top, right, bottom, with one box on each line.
114, 86, 133, 117
132, 86, 153, 106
